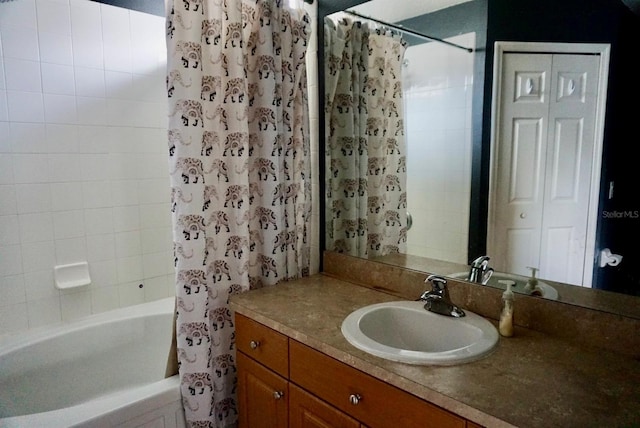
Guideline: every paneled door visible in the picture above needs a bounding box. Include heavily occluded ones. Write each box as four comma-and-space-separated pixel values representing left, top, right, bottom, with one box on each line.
489, 50, 602, 286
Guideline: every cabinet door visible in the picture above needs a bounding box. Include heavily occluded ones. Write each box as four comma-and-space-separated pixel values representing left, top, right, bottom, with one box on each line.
290, 384, 360, 428
237, 352, 288, 428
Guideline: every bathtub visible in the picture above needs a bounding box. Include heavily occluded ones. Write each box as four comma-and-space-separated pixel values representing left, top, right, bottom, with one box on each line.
0, 297, 185, 428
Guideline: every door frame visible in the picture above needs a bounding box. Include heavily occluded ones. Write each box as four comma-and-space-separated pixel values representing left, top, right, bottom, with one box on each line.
488, 41, 610, 288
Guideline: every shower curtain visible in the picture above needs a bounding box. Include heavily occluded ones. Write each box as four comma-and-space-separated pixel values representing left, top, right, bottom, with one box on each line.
166, 0, 311, 425
325, 18, 407, 258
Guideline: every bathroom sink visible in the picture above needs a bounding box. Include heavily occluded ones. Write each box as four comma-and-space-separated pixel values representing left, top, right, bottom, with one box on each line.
448, 272, 559, 300
341, 301, 499, 365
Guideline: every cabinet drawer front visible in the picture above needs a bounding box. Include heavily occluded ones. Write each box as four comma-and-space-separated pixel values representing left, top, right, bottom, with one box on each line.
236, 313, 289, 377
290, 384, 360, 428
290, 341, 465, 428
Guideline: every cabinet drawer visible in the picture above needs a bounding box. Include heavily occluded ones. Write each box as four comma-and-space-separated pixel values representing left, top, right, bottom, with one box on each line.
290, 384, 360, 428
236, 313, 289, 377
290, 340, 465, 428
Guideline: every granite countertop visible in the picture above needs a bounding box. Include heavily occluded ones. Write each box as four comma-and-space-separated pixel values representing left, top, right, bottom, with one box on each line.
229, 274, 640, 428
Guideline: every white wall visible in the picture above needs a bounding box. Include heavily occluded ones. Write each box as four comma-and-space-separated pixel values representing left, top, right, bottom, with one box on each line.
304, 0, 320, 275
403, 33, 475, 264
0, 0, 171, 336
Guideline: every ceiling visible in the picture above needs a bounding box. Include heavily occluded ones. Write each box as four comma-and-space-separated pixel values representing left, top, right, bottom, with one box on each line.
349, 0, 472, 22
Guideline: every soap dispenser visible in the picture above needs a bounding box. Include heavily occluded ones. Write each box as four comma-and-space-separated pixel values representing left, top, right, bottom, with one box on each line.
498, 280, 515, 337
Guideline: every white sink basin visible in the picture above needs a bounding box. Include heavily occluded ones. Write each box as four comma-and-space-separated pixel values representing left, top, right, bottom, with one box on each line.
341, 301, 499, 365
448, 272, 559, 300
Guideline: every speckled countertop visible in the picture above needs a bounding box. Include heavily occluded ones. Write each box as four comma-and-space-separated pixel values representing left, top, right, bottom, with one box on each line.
229, 274, 640, 428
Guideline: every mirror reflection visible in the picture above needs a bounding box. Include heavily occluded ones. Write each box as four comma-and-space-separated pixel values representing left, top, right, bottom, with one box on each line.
321, 0, 640, 316
324, 13, 409, 257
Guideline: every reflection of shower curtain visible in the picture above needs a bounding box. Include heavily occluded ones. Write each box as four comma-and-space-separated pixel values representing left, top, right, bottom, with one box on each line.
166, 0, 311, 425
325, 18, 407, 257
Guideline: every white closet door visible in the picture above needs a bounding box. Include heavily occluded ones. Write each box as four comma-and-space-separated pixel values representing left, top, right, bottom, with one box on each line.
492, 53, 552, 275
540, 54, 599, 285
492, 52, 600, 284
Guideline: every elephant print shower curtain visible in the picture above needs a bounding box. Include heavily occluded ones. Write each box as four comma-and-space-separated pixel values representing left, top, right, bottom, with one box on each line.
166, 0, 311, 425
325, 18, 408, 258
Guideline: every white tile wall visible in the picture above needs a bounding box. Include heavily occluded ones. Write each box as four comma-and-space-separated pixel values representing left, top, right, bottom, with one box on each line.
404, 33, 475, 264
0, 92, 8, 121
0, 0, 172, 336
2, 27, 41, 61
39, 31, 74, 65
0, 123, 9, 151
5, 58, 42, 92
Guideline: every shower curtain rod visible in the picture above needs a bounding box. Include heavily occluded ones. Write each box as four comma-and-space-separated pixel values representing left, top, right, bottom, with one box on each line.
343, 9, 473, 53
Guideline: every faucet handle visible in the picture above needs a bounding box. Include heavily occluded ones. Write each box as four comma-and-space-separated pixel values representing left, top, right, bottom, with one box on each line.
482, 267, 494, 284
422, 275, 465, 318
526, 266, 538, 278
425, 274, 447, 291
471, 255, 490, 267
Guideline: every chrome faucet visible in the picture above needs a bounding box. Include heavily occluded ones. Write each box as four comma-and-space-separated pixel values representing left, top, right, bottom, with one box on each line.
418, 275, 465, 318
467, 255, 494, 285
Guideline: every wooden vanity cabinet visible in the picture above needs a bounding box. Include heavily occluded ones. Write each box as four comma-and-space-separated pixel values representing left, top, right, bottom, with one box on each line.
236, 314, 290, 428
236, 313, 479, 428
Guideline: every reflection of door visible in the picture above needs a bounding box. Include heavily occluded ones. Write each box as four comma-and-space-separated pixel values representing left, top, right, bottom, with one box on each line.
489, 48, 605, 286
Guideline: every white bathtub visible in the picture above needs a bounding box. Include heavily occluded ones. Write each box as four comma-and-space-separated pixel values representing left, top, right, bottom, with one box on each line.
0, 297, 185, 428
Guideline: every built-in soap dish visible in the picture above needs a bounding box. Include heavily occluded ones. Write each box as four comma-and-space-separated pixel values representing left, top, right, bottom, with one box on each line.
54, 262, 91, 290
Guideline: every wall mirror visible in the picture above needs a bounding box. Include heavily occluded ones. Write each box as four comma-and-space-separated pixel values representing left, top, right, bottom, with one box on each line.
319, 0, 640, 319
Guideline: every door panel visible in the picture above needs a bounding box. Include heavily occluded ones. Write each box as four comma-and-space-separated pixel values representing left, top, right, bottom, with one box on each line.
548, 118, 582, 201
540, 53, 599, 285
491, 53, 551, 274
509, 118, 544, 203
505, 228, 537, 271
542, 226, 575, 282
